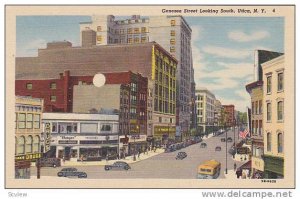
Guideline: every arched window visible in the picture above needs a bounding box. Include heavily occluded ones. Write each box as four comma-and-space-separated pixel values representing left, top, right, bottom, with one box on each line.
17, 136, 25, 155
32, 135, 40, 153
267, 133, 272, 152
278, 133, 283, 153
25, 136, 33, 154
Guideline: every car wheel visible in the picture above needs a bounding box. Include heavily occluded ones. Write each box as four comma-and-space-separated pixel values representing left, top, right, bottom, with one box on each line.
53, 164, 57, 168
124, 166, 129, 170
105, 167, 110, 171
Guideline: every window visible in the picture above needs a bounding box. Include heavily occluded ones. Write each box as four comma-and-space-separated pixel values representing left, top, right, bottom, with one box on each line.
17, 136, 25, 155
18, 113, 26, 129
141, 27, 147, 33
267, 103, 271, 121
33, 114, 40, 129
97, 26, 102, 32
255, 101, 258, 114
50, 95, 56, 102
134, 37, 140, 43
170, 46, 175, 53
141, 37, 147, 43
26, 83, 32, 90
267, 133, 272, 152
120, 29, 125, 34
277, 133, 283, 153
259, 100, 262, 114
251, 102, 254, 114
170, 39, 175, 45
170, 30, 175, 36
97, 35, 102, 42
267, 76, 272, 94
26, 113, 33, 129
50, 82, 56, 89
100, 124, 112, 132
127, 38, 133, 44
32, 136, 40, 153
171, 20, 176, 26
259, 120, 262, 136
25, 136, 33, 154
127, 28, 133, 34
278, 72, 284, 91
134, 28, 139, 33
277, 101, 283, 121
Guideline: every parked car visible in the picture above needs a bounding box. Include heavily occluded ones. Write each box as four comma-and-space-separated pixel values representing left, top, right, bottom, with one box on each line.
175, 152, 187, 160
227, 137, 233, 142
57, 168, 87, 178
221, 138, 226, 142
200, 143, 207, 148
215, 146, 222, 151
104, 161, 131, 171
40, 158, 61, 168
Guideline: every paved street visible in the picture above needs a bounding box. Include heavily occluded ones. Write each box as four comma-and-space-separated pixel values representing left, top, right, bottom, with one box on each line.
32, 129, 243, 179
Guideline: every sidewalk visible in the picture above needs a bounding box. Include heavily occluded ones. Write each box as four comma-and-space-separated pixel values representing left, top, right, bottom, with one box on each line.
224, 169, 251, 180
62, 148, 165, 166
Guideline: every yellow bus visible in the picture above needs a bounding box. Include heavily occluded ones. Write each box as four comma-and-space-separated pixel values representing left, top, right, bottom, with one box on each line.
197, 159, 221, 179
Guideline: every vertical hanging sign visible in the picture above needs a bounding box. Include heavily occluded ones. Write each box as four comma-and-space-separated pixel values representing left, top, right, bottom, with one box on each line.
44, 123, 51, 152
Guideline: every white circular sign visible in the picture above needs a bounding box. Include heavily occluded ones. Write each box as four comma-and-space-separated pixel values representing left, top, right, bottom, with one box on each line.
93, 73, 106, 87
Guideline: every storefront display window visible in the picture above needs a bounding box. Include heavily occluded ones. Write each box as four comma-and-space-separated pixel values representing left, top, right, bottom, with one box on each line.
15, 168, 30, 179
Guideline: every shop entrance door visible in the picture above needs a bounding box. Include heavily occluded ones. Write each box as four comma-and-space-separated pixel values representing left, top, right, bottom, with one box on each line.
64, 147, 71, 160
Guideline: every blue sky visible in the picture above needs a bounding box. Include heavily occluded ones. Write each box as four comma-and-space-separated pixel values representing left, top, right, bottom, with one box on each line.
16, 16, 284, 111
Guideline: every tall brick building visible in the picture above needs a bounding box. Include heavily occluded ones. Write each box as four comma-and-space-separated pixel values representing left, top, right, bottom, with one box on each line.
222, 105, 235, 127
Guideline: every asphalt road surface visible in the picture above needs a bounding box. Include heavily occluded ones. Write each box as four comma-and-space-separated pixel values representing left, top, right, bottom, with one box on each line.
32, 129, 243, 179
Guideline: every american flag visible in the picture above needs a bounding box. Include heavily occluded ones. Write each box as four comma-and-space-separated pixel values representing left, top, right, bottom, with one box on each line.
239, 129, 249, 139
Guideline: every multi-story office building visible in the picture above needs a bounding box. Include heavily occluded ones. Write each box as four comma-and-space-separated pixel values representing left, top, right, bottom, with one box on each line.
195, 88, 216, 134
42, 113, 119, 161
222, 105, 235, 127
214, 99, 222, 130
80, 15, 193, 137
262, 55, 284, 179
16, 41, 177, 144
15, 96, 43, 179
246, 80, 264, 178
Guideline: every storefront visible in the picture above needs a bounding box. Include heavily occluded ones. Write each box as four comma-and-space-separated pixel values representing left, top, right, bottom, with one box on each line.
15, 152, 42, 179
127, 135, 148, 155
49, 135, 118, 161
264, 155, 284, 179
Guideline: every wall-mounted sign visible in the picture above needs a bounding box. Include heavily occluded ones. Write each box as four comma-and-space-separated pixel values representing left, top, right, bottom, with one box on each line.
58, 140, 78, 145
44, 123, 51, 152
15, 153, 42, 161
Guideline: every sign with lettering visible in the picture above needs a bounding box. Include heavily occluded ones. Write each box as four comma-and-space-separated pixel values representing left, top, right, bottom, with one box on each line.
44, 123, 51, 152
15, 153, 42, 161
58, 140, 78, 144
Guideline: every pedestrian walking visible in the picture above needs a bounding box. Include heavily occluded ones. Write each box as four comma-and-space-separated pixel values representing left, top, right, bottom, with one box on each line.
80, 155, 84, 163
138, 151, 140, 159
234, 163, 237, 171
106, 154, 109, 162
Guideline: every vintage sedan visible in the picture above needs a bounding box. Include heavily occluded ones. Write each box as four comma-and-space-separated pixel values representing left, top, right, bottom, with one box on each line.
104, 161, 131, 171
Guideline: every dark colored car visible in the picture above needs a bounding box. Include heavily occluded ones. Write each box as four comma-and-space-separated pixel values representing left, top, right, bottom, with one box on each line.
227, 137, 233, 142
200, 143, 207, 148
40, 158, 61, 168
175, 152, 187, 160
57, 168, 87, 178
215, 146, 222, 151
221, 138, 226, 142
104, 161, 131, 171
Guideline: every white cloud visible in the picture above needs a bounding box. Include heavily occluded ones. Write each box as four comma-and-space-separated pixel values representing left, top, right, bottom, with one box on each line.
202, 45, 252, 59
17, 39, 47, 57
228, 30, 270, 42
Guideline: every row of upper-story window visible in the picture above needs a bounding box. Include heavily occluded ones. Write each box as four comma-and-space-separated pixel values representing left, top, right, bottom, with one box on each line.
26, 82, 57, 90
266, 131, 283, 154
266, 71, 284, 94
15, 105, 42, 113
15, 135, 40, 155
252, 100, 262, 115
97, 26, 149, 34
15, 113, 41, 129
266, 101, 284, 122
48, 122, 117, 134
